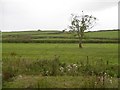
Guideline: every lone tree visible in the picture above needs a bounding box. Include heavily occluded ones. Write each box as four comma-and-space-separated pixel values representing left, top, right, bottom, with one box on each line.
69, 11, 97, 48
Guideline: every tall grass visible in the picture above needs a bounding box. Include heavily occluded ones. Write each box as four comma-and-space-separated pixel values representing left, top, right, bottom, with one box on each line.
3, 54, 119, 81
3, 55, 118, 87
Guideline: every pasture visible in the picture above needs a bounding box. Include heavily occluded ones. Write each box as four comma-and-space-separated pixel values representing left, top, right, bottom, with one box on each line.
2, 30, 119, 88
2, 43, 118, 64
2, 30, 119, 43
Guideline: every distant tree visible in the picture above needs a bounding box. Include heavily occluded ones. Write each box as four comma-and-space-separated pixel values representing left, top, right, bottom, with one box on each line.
69, 11, 97, 48
38, 29, 41, 31
62, 29, 67, 33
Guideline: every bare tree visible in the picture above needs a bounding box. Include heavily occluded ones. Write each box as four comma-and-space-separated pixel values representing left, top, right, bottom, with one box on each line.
70, 11, 97, 48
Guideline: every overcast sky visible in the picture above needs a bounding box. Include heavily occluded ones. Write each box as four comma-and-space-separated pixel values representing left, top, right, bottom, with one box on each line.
0, 0, 119, 32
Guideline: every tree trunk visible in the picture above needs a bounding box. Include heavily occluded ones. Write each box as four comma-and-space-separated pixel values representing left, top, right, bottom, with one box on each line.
77, 27, 83, 48
79, 34, 83, 48
79, 39, 82, 48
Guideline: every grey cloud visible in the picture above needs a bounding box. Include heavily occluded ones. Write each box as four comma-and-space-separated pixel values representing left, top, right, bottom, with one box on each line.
0, 0, 118, 31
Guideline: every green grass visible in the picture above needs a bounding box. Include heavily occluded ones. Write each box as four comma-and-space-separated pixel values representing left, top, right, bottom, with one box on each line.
3, 75, 118, 88
2, 30, 118, 38
2, 30, 119, 88
85, 31, 118, 39
2, 31, 63, 35
2, 30, 119, 43
3, 43, 118, 64
2, 43, 118, 88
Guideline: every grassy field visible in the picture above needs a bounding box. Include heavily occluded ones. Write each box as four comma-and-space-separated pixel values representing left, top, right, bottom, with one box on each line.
2, 30, 119, 88
2, 43, 118, 64
2, 43, 118, 88
2, 30, 119, 43
85, 30, 118, 39
2, 30, 119, 39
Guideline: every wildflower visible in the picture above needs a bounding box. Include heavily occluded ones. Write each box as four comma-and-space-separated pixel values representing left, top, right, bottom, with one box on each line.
59, 67, 64, 72
73, 64, 77, 67
46, 71, 49, 74
68, 69, 71, 71
18, 75, 22, 78
104, 72, 107, 75
98, 76, 100, 79
73, 64, 78, 68
94, 82, 97, 85
45, 71, 49, 76
68, 65, 72, 68
66, 65, 72, 69
75, 65, 78, 68
109, 79, 112, 84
